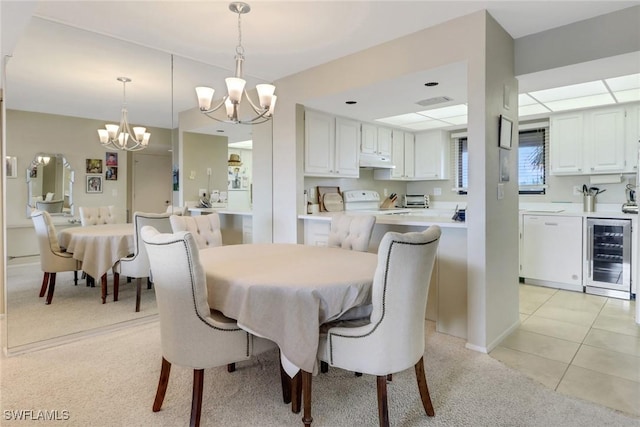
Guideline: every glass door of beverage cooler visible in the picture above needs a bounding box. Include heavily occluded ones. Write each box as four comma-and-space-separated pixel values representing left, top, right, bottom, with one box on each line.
586, 218, 631, 299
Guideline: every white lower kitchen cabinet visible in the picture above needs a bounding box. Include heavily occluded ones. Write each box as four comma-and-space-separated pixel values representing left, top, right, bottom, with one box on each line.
521, 214, 583, 291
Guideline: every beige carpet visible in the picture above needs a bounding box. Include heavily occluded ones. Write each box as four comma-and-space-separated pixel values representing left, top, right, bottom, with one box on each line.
5, 262, 157, 348
1, 321, 638, 427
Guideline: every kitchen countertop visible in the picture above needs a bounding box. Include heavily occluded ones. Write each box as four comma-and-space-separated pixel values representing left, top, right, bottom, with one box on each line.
298, 209, 467, 229
188, 207, 252, 216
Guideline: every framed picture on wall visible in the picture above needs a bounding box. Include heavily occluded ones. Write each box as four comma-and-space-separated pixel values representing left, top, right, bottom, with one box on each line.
86, 175, 103, 193
105, 167, 117, 181
106, 152, 118, 167
499, 115, 513, 149
86, 158, 103, 174
6, 156, 17, 179
499, 148, 510, 182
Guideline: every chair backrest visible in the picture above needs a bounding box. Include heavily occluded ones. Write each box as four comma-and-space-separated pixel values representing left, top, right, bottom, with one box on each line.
36, 200, 64, 213
119, 212, 172, 277
141, 226, 250, 367
165, 205, 188, 216
79, 205, 117, 226
355, 226, 441, 372
327, 214, 376, 252
31, 210, 64, 269
169, 214, 222, 249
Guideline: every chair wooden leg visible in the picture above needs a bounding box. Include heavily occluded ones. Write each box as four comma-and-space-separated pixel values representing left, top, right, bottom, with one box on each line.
279, 360, 292, 404
74, 270, 78, 286
45, 273, 56, 305
414, 356, 435, 416
302, 370, 313, 427
152, 357, 172, 412
291, 371, 302, 413
320, 361, 328, 373
114, 273, 120, 302
40, 272, 50, 297
387, 374, 393, 381
227, 363, 236, 373
135, 277, 142, 312
355, 372, 363, 377
376, 375, 390, 427
101, 274, 107, 304
190, 369, 204, 427
147, 277, 152, 289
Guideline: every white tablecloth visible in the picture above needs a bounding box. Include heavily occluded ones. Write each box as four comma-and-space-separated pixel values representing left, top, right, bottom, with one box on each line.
58, 224, 134, 279
199, 243, 377, 375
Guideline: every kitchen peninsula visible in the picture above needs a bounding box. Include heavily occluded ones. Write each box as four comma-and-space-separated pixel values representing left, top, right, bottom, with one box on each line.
299, 209, 468, 340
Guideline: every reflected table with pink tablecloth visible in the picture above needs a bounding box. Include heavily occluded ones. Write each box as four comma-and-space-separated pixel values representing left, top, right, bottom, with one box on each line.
199, 243, 377, 376
58, 223, 134, 303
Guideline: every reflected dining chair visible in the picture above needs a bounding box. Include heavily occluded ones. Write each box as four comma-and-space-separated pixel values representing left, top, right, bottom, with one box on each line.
141, 226, 276, 427
165, 205, 188, 216
303, 226, 441, 427
327, 214, 376, 252
78, 205, 117, 226
31, 210, 81, 304
114, 212, 172, 312
169, 214, 222, 249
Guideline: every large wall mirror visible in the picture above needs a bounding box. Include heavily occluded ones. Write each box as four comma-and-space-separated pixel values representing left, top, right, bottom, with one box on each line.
3, 17, 172, 352
26, 153, 74, 217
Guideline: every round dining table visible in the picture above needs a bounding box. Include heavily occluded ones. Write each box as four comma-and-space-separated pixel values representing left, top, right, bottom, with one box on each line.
199, 243, 378, 376
58, 223, 135, 303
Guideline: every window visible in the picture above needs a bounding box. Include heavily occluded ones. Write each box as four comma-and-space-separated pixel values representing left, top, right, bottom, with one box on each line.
455, 126, 547, 195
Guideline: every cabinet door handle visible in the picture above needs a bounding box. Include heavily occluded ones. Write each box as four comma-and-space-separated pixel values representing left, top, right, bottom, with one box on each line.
544, 222, 558, 226
587, 226, 593, 278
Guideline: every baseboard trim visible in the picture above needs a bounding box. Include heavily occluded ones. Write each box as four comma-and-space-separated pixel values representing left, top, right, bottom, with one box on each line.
4, 315, 158, 357
464, 318, 521, 354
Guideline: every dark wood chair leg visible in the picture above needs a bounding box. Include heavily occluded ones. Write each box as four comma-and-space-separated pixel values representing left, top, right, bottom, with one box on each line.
45, 273, 56, 304
135, 277, 142, 312
101, 274, 107, 304
387, 374, 393, 381
190, 369, 204, 427
376, 375, 390, 427
74, 270, 78, 286
320, 361, 328, 373
40, 272, 50, 297
302, 370, 313, 427
227, 363, 236, 373
114, 273, 120, 302
355, 372, 363, 377
152, 357, 172, 412
147, 277, 152, 289
414, 357, 435, 416
291, 371, 302, 413
279, 360, 292, 404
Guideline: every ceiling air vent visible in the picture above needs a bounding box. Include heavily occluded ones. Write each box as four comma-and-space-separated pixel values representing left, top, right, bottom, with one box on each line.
416, 96, 452, 107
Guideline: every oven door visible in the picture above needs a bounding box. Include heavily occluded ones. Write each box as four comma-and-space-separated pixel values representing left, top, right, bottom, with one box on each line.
585, 218, 631, 299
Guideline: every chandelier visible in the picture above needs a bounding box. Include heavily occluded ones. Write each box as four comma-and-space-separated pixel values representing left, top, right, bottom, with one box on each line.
195, 2, 276, 125
97, 77, 150, 151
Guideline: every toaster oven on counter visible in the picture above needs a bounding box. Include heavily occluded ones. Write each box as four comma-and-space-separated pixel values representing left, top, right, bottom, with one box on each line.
402, 194, 429, 209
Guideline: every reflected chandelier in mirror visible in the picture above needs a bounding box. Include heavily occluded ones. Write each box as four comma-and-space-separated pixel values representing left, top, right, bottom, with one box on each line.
27, 153, 74, 217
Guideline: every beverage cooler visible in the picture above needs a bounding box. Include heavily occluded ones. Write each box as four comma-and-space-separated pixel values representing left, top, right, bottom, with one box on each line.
585, 218, 632, 299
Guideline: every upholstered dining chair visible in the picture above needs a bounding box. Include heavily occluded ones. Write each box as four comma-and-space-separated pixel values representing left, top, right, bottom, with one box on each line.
114, 212, 172, 312
165, 205, 188, 216
327, 214, 376, 252
141, 226, 276, 427
31, 210, 81, 304
78, 205, 117, 226
303, 226, 441, 427
169, 214, 222, 249
36, 199, 64, 213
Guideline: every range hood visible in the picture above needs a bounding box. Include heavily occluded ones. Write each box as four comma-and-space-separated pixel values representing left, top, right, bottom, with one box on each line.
359, 152, 395, 169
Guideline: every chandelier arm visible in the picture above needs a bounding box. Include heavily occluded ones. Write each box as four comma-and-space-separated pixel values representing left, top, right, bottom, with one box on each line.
200, 96, 229, 114
242, 89, 264, 114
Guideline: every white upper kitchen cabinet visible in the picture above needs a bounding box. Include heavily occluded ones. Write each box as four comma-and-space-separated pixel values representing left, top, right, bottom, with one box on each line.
414, 130, 450, 180
624, 104, 639, 173
550, 112, 584, 174
361, 124, 392, 158
374, 130, 422, 180
550, 106, 626, 175
304, 110, 359, 178
390, 129, 406, 179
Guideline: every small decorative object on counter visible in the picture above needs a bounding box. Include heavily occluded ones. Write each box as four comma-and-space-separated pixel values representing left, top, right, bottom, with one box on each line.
452, 205, 465, 222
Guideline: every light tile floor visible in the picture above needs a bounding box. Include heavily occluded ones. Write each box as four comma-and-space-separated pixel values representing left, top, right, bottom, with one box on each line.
490, 284, 640, 417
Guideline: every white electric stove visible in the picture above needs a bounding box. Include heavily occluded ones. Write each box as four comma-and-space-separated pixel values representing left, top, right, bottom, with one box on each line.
342, 190, 410, 215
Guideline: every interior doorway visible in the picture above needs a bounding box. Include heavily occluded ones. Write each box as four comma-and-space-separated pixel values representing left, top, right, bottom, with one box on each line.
132, 152, 172, 217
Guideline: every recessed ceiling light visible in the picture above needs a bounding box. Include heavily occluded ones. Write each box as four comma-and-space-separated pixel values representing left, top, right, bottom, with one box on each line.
424, 82, 439, 87
345, 101, 357, 105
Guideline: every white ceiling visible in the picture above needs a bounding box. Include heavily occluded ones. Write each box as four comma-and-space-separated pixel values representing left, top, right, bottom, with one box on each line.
3, 1, 639, 145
